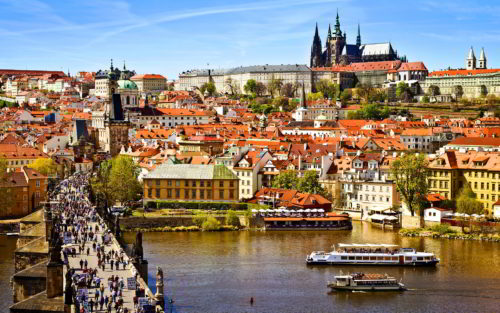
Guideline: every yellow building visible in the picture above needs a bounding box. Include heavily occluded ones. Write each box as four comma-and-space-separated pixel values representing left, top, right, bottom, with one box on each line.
0, 144, 48, 171
427, 150, 500, 215
143, 164, 239, 205
130, 74, 167, 92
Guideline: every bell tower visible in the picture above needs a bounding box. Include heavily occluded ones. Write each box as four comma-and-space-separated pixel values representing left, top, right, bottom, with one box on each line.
329, 10, 346, 66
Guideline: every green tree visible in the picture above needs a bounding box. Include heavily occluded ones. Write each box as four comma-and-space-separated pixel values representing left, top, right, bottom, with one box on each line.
390, 154, 429, 216
202, 216, 221, 231
456, 185, 483, 233
91, 159, 114, 207
297, 170, 328, 197
272, 170, 299, 190
396, 82, 410, 100
268, 76, 283, 98
200, 82, 216, 96
307, 92, 323, 101
28, 158, 57, 177
244, 79, 257, 95
421, 95, 430, 103
225, 210, 241, 227
109, 155, 142, 204
340, 89, 351, 102
315, 79, 340, 99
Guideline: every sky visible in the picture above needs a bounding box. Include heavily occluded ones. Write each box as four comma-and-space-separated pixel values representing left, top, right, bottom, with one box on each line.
1, 0, 499, 79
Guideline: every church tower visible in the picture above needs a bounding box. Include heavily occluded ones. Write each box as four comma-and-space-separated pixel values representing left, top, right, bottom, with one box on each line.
329, 10, 346, 66
466, 46, 476, 70
356, 23, 361, 46
478, 47, 487, 69
310, 23, 322, 67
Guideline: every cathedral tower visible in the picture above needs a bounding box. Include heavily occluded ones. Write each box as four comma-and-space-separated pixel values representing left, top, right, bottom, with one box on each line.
329, 10, 346, 66
466, 46, 476, 70
310, 23, 322, 67
478, 47, 487, 69
356, 23, 361, 46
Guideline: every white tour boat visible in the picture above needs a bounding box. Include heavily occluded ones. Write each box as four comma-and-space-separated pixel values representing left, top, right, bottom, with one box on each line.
328, 272, 406, 291
306, 243, 439, 266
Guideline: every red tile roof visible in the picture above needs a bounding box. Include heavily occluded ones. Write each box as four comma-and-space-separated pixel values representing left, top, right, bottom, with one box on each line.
398, 62, 428, 72
429, 68, 500, 77
130, 74, 166, 80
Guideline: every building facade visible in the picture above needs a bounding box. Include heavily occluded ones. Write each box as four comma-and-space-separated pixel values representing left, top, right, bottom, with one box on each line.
143, 164, 240, 204
130, 74, 167, 92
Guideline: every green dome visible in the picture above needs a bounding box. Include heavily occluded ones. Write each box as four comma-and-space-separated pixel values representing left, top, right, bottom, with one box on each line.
117, 79, 138, 90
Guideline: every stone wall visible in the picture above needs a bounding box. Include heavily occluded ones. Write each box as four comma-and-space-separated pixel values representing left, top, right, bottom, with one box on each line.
402, 215, 424, 229
11, 276, 46, 303
119, 216, 226, 229
14, 253, 48, 273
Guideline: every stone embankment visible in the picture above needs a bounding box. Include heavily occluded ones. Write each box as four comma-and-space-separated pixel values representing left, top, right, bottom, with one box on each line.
400, 228, 500, 242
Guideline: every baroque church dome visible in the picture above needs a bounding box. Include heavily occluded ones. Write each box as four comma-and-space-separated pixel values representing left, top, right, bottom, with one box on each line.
117, 79, 138, 90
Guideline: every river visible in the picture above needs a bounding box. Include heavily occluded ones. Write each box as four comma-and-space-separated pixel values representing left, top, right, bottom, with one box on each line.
134, 222, 500, 313
3, 223, 500, 312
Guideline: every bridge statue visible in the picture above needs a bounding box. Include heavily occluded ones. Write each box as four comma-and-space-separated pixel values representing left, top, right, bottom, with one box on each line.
155, 266, 165, 309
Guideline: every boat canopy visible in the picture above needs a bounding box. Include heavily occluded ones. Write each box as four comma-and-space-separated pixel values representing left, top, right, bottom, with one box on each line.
336, 243, 399, 248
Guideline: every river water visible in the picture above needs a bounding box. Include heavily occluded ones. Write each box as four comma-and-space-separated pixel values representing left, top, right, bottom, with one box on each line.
134, 222, 500, 313
3, 223, 500, 313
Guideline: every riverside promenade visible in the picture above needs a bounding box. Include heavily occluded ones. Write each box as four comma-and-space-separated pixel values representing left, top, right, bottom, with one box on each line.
57, 174, 163, 313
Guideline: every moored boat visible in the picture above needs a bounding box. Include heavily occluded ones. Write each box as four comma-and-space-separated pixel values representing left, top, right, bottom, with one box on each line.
307, 243, 439, 266
328, 272, 406, 291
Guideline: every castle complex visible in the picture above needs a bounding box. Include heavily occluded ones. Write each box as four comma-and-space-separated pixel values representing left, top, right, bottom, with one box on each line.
310, 11, 402, 67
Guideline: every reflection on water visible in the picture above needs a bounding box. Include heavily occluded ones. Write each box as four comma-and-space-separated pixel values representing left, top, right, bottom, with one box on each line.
111, 223, 500, 312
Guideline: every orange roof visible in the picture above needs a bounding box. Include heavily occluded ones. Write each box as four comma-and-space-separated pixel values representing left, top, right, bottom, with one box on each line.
429, 68, 500, 77
157, 108, 210, 116
130, 74, 166, 80
398, 62, 428, 72
350, 60, 402, 72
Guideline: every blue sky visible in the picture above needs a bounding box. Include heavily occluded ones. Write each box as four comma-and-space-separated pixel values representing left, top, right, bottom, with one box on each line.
0, 0, 499, 79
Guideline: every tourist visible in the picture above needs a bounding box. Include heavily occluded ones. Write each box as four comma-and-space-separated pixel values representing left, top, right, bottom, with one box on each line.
79, 259, 83, 269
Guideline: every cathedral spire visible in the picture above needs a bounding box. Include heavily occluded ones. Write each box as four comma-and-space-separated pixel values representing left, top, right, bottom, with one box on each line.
327, 24, 332, 40
334, 9, 341, 36
300, 82, 307, 109
110, 59, 114, 71
356, 23, 361, 46
123, 60, 126, 71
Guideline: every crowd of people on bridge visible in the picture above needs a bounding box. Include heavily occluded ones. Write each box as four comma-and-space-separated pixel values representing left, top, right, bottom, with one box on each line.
52, 173, 154, 313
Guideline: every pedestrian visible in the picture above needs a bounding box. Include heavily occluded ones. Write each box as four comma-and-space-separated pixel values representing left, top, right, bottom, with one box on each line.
79, 259, 83, 269
87, 247, 90, 256
110, 259, 114, 270
89, 298, 94, 313
100, 294, 104, 311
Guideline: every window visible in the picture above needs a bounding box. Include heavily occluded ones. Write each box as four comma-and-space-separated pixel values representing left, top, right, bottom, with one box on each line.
148, 189, 152, 197
207, 190, 212, 198
168, 180, 172, 187
167, 189, 172, 198
147, 180, 152, 187
192, 189, 196, 198
175, 189, 180, 198
192, 181, 196, 187
200, 190, 204, 199
230, 181, 234, 187
219, 181, 224, 187
156, 180, 160, 186
219, 190, 224, 199
229, 190, 234, 199
207, 181, 211, 187
36, 180, 40, 187
156, 189, 160, 197
176, 180, 180, 187
200, 181, 204, 187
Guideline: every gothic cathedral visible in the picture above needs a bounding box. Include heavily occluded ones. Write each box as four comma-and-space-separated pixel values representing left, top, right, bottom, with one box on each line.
310, 11, 402, 68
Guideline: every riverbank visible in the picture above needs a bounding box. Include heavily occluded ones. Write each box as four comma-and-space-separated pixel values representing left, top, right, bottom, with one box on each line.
124, 225, 240, 232
399, 225, 500, 242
